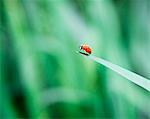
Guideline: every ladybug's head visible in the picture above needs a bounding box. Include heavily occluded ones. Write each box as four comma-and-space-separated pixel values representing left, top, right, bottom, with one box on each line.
80, 46, 83, 50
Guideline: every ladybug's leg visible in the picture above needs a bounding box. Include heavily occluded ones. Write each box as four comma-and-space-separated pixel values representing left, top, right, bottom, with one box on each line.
79, 51, 89, 56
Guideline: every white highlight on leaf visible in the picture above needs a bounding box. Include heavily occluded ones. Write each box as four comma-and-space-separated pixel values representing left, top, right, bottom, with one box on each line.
88, 55, 150, 92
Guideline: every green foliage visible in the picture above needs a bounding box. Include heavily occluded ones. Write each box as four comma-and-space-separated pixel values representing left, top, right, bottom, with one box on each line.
1, 0, 150, 118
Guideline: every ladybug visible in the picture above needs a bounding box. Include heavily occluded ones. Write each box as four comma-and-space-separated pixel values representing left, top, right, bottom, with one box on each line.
79, 44, 92, 56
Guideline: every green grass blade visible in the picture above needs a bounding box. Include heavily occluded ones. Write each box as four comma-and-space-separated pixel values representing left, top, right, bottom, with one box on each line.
87, 55, 150, 92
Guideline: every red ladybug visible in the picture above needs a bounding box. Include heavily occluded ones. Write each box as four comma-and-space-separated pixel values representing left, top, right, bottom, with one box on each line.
79, 44, 92, 56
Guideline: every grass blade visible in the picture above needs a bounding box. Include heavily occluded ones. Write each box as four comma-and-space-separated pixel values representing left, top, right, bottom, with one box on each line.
86, 55, 150, 92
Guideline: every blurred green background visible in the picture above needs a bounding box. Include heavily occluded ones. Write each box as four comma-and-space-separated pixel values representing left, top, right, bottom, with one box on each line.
0, 0, 150, 118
